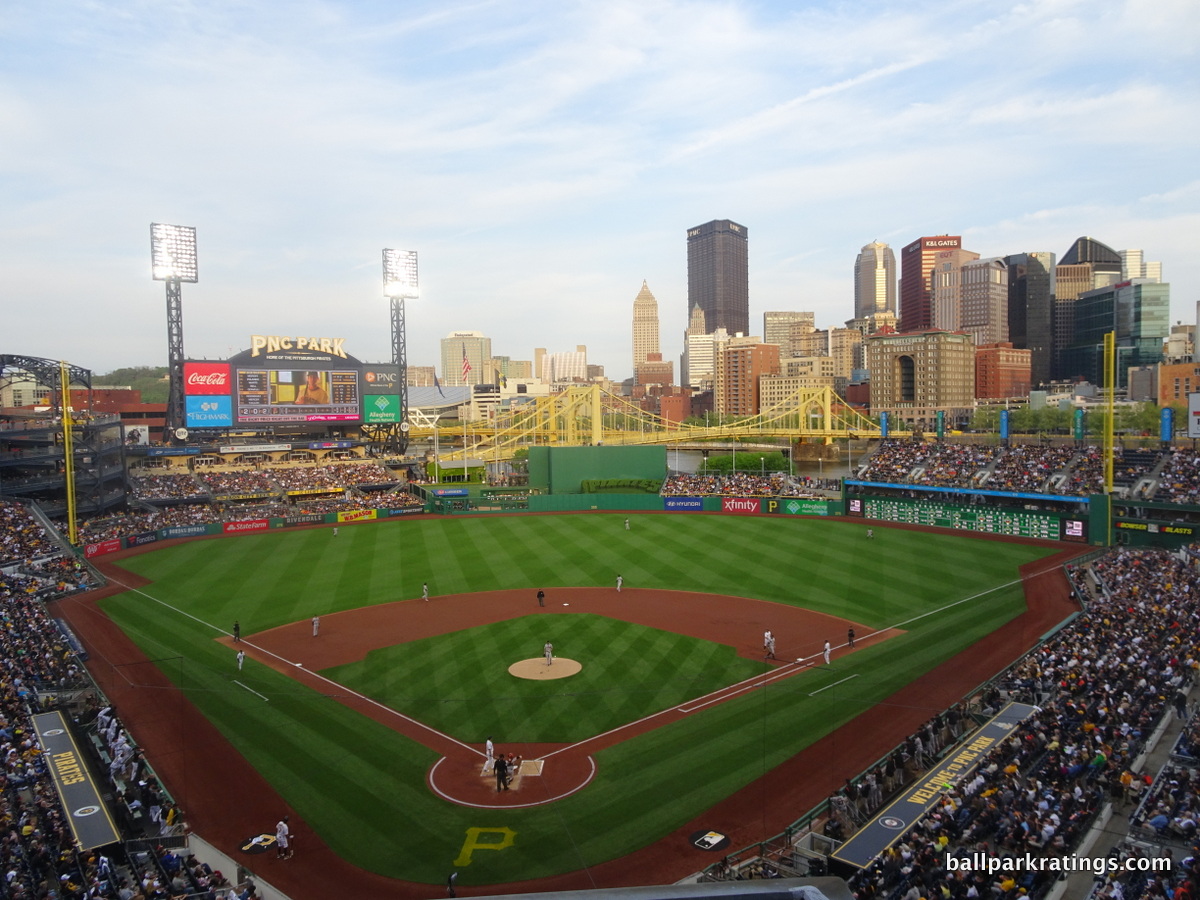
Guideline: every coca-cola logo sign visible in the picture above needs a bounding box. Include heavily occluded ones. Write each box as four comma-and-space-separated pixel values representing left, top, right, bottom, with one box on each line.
183, 362, 231, 395
188, 372, 226, 386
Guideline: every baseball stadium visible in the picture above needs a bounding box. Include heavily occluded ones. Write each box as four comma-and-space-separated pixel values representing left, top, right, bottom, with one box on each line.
2, 278, 1200, 899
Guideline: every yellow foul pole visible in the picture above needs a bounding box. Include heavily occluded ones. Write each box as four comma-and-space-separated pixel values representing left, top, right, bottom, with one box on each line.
59, 362, 78, 545
1103, 332, 1115, 497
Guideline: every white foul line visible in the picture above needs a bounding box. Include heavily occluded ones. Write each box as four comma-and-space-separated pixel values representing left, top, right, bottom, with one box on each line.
234, 681, 269, 701
809, 674, 859, 696
102, 572, 481, 756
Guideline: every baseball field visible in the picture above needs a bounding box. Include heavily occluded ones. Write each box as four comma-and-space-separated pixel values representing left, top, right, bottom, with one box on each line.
76, 512, 1067, 893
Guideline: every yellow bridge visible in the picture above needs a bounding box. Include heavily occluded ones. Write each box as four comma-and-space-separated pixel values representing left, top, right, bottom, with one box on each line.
410, 384, 890, 462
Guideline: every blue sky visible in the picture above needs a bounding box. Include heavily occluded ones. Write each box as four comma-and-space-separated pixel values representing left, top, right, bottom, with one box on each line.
3, 0, 1198, 382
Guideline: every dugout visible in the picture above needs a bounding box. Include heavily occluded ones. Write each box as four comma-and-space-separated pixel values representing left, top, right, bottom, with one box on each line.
527, 445, 666, 494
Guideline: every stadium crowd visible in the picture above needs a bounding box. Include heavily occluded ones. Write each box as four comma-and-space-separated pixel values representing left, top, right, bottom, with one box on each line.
1, 500, 64, 564
1157, 452, 1200, 506
703, 543, 1200, 900
858, 441, 1191, 501
836, 546, 1199, 900
987, 445, 1077, 493
129, 473, 209, 501
198, 470, 279, 497
0, 502, 265, 898
660, 472, 826, 498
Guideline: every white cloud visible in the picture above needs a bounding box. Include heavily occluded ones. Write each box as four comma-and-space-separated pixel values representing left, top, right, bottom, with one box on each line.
1, 0, 1197, 377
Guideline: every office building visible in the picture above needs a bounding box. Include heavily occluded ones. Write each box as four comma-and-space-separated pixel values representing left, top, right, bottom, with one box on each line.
929, 247, 982, 333
406, 366, 436, 388
899, 235, 962, 332
1120, 249, 1163, 283
1005, 251, 1056, 389
541, 349, 588, 384
763, 311, 816, 359
632, 281, 661, 374
959, 257, 1008, 346
1158, 361, 1200, 408
682, 325, 728, 391
440, 331, 493, 387
975, 343, 1032, 400
714, 338, 779, 416
635, 352, 673, 387
1060, 280, 1170, 388
1054, 237, 1123, 379
866, 330, 976, 428
687, 219, 749, 336
854, 242, 897, 319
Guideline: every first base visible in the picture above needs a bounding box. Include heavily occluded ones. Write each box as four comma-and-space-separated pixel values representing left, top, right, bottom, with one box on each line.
563, 602, 569, 606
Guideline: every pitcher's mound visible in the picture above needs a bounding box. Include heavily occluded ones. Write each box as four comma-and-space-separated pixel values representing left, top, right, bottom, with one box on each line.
509, 658, 582, 680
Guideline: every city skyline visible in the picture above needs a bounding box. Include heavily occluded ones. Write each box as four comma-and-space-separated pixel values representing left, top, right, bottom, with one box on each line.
3, 1, 1197, 381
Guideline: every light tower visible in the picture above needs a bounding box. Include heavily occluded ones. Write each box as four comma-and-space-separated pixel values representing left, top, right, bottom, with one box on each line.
382, 248, 418, 454
150, 223, 198, 440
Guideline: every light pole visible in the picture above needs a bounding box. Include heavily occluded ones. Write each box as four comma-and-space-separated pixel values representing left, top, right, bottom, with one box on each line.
760, 456, 764, 477
383, 248, 419, 455
150, 223, 198, 440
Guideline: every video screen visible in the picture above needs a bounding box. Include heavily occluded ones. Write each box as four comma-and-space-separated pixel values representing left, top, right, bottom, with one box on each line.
235, 368, 361, 424
1060, 519, 1088, 543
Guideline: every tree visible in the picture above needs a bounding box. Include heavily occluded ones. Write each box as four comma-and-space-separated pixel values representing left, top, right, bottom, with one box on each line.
94, 366, 170, 404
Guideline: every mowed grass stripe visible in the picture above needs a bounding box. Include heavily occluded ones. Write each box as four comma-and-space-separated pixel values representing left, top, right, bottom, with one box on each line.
102, 514, 1058, 883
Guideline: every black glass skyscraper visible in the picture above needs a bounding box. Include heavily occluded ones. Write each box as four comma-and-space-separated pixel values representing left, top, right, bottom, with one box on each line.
1005, 251, 1056, 388
687, 219, 749, 336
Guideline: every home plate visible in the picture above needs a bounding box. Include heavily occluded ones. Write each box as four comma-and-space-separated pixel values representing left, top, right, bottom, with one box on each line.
520, 759, 544, 777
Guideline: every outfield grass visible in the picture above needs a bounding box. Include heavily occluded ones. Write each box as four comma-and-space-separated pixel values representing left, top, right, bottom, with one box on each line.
324, 614, 770, 743
99, 513, 1058, 887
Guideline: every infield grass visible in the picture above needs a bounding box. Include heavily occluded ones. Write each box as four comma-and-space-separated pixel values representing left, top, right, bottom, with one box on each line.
324, 613, 769, 743
98, 513, 1061, 887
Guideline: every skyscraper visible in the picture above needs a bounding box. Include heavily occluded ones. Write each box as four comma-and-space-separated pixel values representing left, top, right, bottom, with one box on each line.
854, 242, 896, 320
632, 281, 660, 374
763, 311, 815, 359
958, 257, 1008, 346
440, 331, 492, 387
929, 246, 981, 332
1061, 280, 1170, 387
687, 219, 749, 336
899, 235, 962, 332
1005, 251, 1056, 388
1054, 237, 1123, 379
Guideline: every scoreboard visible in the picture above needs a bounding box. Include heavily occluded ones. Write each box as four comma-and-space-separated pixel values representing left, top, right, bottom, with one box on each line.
234, 368, 361, 424
183, 337, 398, 429
859, 497, 1064, 540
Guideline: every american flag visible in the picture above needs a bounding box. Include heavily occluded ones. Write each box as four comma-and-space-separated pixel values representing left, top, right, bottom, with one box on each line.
461, 345, 472, 381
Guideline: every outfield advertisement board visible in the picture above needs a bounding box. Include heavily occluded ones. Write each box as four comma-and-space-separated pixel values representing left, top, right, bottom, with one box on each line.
128, 531, 160, 548
84, 539, 122, 559
663, 497, 703, 511
337, 509, 378, 523
164, 524, 213, 539
223, 520, 269, 534
762, 498, 831, 516
281, 514, 326, 526
721, 497, 761, 515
